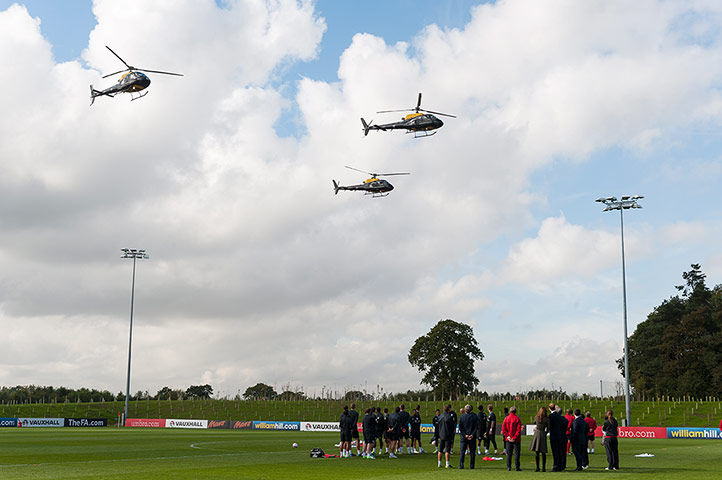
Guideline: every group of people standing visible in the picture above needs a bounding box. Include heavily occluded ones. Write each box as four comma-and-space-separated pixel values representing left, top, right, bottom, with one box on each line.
525, 404, 620, 472
339, 402, 621, 471
339, 403, 424, 459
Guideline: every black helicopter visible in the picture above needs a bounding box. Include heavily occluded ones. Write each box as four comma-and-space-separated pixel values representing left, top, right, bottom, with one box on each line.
361, 93, 455, 138
90, 46, 183, 105
333, 166, 409, 198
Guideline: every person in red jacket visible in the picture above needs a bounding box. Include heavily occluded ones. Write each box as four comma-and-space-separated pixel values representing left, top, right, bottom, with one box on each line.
564, 409, 575, 455
585, 412, 598, 454
502, 406, 523, 471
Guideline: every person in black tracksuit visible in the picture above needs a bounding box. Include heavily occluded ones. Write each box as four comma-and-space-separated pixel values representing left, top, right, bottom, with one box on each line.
602, 410, 619, 470
398, 404, 411, 454
437, 404, 456, 468
476, 405, 487, 455
339, 406, 354, 457
362, 408, 376, 457
410, 407, 422, 453
485, 404, 498, 454
349, 403, 360, 455
375, 407, 386, 455
432, 409, 441, 451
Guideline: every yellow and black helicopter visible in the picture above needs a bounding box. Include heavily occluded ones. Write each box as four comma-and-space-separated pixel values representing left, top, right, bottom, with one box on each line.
333, 166, 410, 198
90, 46, 183, 105
361, 93, 455, 138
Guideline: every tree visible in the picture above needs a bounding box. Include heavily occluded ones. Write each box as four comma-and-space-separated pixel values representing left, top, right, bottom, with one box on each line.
623, 264, 722, 397
243, 383, 277, 400
185, 384, 213, 399
408, 319, 484, 400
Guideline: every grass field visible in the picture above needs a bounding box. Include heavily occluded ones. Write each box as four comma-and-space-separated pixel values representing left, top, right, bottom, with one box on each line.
1, 428, 721, 479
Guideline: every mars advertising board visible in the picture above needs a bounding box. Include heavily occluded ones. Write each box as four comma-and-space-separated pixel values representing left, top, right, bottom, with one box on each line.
167, 419, 208, 429
125, 418, 166, 428
230, 420, 253, 430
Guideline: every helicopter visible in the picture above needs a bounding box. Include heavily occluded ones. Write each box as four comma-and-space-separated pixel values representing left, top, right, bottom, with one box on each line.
361, 93, 455, 138
90, 46, 183, 105
333, 166, 410, 198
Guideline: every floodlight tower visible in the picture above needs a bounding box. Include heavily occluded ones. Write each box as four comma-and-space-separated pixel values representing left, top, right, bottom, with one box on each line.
120, 248, 149, 425
595, 195, 643, 426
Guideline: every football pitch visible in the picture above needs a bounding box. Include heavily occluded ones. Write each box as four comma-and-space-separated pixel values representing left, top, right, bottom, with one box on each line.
1, 429, 721, 479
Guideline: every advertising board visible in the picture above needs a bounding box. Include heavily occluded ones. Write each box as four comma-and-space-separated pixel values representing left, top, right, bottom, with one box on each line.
207, 420, 231, 429
667, 427, 722, 439
17, 418, 64, 427
125, 418, 166, 428
0, 418, 18, 427
420, 423, 434, 434
167, 419, 208, 429
65, 418, 107, 427
252, 421, 300, 431
300, 421, 340, 432
231, 420, 253, 429
617, 426, 667, 439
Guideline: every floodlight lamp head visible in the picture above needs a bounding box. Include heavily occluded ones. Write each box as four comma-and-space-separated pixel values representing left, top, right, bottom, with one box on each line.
606, 196, 617, 202
595, 198, 606, 203
621, 195, 630, 200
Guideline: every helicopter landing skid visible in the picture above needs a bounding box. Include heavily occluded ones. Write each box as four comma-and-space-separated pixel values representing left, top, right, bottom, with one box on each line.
408, 130, 437, 138
130, 91, 149, 102
368, 192, 390, 198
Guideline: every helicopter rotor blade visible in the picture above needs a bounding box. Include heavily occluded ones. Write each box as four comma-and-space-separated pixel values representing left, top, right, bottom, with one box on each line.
102, 68, 130, 79
105, 46, 132, 69
376, 109, 414, 114
344, 165, 371, 175
376, 172, 410, 177
420, 108, 456, 118
416, 92, 422, 111
136, 68, 184, 77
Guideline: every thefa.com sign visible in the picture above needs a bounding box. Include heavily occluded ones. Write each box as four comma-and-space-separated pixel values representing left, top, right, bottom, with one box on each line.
166, 419, 208, 429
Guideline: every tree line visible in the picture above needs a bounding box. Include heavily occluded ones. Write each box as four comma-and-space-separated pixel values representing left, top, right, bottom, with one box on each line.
0, 384, 214, 404
623, 264, 722, 398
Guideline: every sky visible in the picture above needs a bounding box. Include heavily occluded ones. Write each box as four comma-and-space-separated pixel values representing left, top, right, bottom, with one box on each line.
1, 0, 721, 401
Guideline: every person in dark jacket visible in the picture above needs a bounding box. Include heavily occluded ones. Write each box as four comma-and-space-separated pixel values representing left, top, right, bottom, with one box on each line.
410, 406, 423, 453
398, 404, 411, 454
558, 407, 569, 471
458, 405, 479, 469
476, 405, 487, 455
485, 404, 498, 454
339, 405, 354, 458
349, 403, 360, 456
570, 408, 589, 470
431, 409, 441, 452
362, 408, 376, 458
437, 404, 456, 468
548, 403, 564, 471
374, 407, 386, 455
602, 410, 619, 470
387, 407, 401, 458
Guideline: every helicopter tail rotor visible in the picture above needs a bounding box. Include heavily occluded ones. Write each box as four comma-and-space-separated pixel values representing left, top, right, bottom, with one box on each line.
89, 85, 102, 106
333, 179, 340, 195
360, 118, 373, 136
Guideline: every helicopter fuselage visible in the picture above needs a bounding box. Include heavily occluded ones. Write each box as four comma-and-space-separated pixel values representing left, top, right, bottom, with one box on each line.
362, 113, 444, 137
94, 71, 151, 97
333, 178, 394, 196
